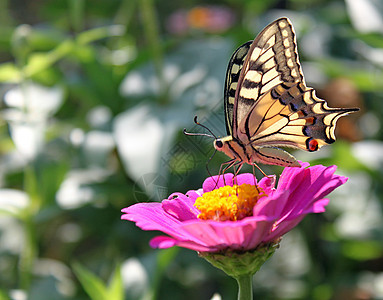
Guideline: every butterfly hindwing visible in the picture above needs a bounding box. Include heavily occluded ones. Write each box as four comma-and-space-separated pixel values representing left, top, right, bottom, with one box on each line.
224, 41, 251, 136
237, 82, 358, 152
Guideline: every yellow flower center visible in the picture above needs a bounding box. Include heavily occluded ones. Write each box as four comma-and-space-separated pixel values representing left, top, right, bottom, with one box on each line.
194, 184, 266, 221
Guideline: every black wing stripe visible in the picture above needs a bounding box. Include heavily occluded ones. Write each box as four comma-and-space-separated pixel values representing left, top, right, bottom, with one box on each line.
224, 41, 252, 135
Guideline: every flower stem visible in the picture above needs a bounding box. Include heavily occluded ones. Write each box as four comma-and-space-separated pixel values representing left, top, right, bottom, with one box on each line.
68, 0, 85, 32
19, 215, 37, 290
19, 164, 40, 290
235, 274, 253, 300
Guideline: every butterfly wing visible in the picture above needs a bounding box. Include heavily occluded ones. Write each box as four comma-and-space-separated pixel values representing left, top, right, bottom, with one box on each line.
239, 82, 358, 151
230, 17, 358, 165
233, 17, 304, 137
224, 41, 251, 136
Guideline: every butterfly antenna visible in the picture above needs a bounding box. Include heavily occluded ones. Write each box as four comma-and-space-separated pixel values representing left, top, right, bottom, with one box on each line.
193, 116, 217, 139
183, 116, 217, 139
183, 128, 215, 139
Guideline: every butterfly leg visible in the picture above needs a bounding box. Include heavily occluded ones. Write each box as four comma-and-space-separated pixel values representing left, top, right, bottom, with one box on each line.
232, 162, 244, 185
250, 164, 263, 193
233, 162, 243, 177
205, 149, 218, 183
252, 162, 268, 178
218, 159, 237, 186
251, 164, 257, 186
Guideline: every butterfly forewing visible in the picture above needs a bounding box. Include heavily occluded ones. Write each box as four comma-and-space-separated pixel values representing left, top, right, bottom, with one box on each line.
233, 18, 304, 137
224, 41, 251, 135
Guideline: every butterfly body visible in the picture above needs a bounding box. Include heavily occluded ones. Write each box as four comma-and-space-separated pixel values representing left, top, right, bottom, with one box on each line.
214, 17, 359, 169
214, 136, 300, 168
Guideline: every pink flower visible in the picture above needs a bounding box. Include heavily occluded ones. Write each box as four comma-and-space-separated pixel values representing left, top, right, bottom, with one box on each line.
121, 162, 347, 253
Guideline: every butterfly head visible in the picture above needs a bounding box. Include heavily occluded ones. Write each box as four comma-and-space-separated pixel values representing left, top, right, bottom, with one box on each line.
214, 139, 223, 148
213, 136, 238, 160
214, 138, 231, 157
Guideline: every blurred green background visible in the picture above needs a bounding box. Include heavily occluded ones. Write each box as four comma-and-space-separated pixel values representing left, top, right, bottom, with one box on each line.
0, 0, 382, 299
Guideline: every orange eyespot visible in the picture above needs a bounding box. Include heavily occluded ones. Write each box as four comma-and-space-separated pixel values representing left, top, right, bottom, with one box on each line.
305, 117, 315, 125
306, 138, 319, 152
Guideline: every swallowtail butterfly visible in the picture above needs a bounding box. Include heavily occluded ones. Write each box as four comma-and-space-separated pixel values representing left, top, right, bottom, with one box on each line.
211, 17, 358, 173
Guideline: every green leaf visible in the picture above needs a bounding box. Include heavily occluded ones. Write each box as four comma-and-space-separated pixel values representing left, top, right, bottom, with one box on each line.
312, 284, 332, 300
34, 159, 69, 207
150, 248, 179, 299
72, 44, 94, 62
320, 58, 383, 92
349, 31, 383, 48
25, 53, 52, 74
342, 240, 382, 261
76, 25, 125, 45
27, 28, 64, 50
24, 165, 41, 214
72, 263, 108, 300
0, 289, 10, 300
24, 40, 74, 77
156, 247, 179, 275
107, 265, 123, 300
332, 141, 369, 172
0, 62, 21, 82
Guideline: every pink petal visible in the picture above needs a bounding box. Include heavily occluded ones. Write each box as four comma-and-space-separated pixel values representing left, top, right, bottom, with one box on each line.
179, 215, 275, 251
150, 236, 178, 248
275, 164, 346, 220
186, 189, 203, 198
203, 173, 234, 192
150, 236, 216, 252
257, 175, 276, 197
264, 196, 329, 241
277, 162, 308, 192
234, 173, 258, 185
264, 216, 305, 242
262, 164, 345, 241
162, 193, 199, 220
121, 202, 194, 241
253, 189, 290, 218
303, 198, 330, 214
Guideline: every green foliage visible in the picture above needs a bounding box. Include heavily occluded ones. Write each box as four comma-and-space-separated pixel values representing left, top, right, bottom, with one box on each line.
342, 240, 382, 261
73, 263, 123, 300
0, 289, 10, 300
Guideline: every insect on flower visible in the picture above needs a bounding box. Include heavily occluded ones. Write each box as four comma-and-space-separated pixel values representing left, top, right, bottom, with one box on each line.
185, 17, 359, 176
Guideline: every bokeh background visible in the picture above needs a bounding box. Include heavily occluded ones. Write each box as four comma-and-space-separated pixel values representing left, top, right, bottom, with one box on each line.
0, 0, 382, 299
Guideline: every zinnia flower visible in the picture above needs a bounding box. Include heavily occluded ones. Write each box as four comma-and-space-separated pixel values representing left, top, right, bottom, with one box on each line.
122, 162, 347, 253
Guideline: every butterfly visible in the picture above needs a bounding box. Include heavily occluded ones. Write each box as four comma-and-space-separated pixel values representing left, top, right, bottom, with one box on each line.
210, 17, 359, 175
